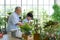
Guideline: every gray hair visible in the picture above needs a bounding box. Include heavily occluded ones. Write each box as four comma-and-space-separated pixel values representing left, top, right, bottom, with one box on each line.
15, 7, 21, 11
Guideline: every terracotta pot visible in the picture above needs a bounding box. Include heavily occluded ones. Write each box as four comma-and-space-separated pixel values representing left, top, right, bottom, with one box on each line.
0, 33, 3, 38
34, 34, 40, 40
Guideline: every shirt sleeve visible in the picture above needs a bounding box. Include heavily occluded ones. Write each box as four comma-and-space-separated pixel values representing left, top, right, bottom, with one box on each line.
11, 14, 19, 25
22, 19, 28, 24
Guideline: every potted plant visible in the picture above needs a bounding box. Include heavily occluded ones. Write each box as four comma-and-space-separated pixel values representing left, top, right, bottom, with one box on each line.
20, 23, 32, 40
52, 4, 60, 22
34, 24, 40, 40
0, 29, 3, 38
20, 23, 32, 34
43, 20, 59, 40
0, 17, 4, 38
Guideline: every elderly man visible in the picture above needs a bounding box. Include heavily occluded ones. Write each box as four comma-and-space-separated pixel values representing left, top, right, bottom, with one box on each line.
7, 7, 23, 40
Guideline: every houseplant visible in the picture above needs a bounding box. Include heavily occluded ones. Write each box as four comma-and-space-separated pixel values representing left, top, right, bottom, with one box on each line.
43, 20, 59, 40
20, 23, 32, 35
0, 16, 5, 38
52, 4, 60, 22
20, 23, 33, 40
51, 4, 60, 40
0, 16, 6, 29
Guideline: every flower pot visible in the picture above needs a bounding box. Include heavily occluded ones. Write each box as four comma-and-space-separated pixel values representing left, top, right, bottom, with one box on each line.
0, 33, 3, 38
22, 34, 34, 40
22, 34, 28, 40
34, 34, 40, 40
28, 35, 33, 40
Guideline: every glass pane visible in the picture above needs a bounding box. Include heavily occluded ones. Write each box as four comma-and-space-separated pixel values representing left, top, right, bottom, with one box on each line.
6, 0, 10, 5
50, 0, 54, 5
39, 6, 43, 10
17, 0, 21, 5
11, 6, 16, 12
27, 0, 32, 5
49, 6, 54, 16
0, 6, 4, 16
44, 6, 49, 14
33, 0, 37, 5
6, 6, 11, 12
0, 0, 4, 5
16, 4, 21, 7
22, 6, 27, 17
22, 6, 27, 13
39, 0, 43, 5
33, 6, 37, 18
39, 6, 43, 15
11, 0, 16, 4
44, 0, 49, 5
22, 0, 27, 5
26, 6, 32, 12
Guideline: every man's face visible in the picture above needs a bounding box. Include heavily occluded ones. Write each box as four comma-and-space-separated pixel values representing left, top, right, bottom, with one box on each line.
16, 8, 22, 15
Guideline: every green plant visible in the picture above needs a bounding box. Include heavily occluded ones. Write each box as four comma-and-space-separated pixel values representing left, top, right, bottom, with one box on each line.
0, 17, 3, 27
7, 12, 12, 15
52, 4, 60, 22
44, 20, 58, 33
0, 16, 6, 29
20, 23, 32, 35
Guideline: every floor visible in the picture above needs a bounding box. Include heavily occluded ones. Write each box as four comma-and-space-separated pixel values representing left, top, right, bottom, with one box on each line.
0, 34, 20, 40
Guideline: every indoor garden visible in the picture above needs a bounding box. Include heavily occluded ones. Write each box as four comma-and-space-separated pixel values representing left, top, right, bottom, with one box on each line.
0, 0, 60, 40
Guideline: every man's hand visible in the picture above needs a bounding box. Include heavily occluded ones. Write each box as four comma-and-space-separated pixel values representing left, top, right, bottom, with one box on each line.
17, 22, 23, 26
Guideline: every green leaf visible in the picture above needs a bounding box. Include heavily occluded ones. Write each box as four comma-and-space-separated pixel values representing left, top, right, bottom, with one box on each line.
20, 23, 32, 34
52, 4, 60, 22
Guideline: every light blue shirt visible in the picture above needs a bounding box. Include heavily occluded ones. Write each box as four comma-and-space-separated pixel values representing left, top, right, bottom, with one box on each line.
7, 12, 20, 32
23, 18, 29, 23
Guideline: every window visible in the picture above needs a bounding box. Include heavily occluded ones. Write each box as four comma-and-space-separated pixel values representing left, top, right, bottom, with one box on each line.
0, 0, 4, 16
0, 0, 54, 28
22, 0, 54, 18
0, 0, 4, 5
0, 0, 54, 18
